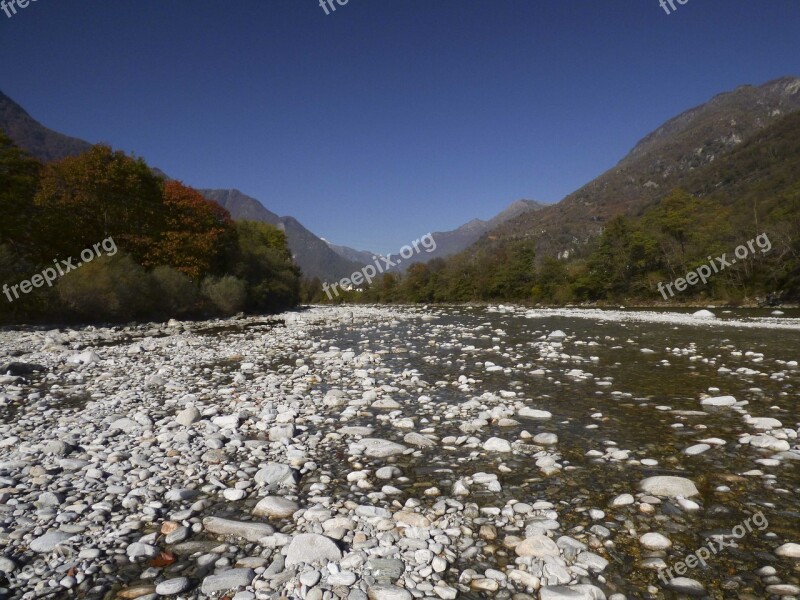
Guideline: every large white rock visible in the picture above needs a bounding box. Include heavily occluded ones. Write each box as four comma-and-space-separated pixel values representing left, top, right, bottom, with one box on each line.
200, 569, 256, 595
403, 432, 436, 448
252, 496, 299, 518
775, 543, 800, 558
518, 407, 553, 420
515, 534, 561, 558
701, 395, 736, 407
483, 437, 512, 452
539, 584, 607, 600
747, 417, 783, 431
254, 463, 297, 487
367, 584, 413, 600
29, 531, 74, 553
203, 517, 274, 542
360, 438, 408, 458
175, 406, 201, 426
639, 476, 699, 498
685, 444, 711, 456
640, 532, 672, 550
67, 351, 100, 365
692, 310, 716, 319
285, 533, 342, 566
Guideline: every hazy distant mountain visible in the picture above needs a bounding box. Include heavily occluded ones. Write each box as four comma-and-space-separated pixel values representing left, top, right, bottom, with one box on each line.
324, 241, 375, 266
326, 199, 545, 267
199, 189, 366, 281
0, 90, 92, 162
482, 76, 800, 258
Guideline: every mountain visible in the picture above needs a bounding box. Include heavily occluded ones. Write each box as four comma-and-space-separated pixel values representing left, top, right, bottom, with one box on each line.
199, 189, 366, 281
326, 199, 545, 267
0, 90, 91, 162
324, 241, 375, 266
482, 76, 800, 258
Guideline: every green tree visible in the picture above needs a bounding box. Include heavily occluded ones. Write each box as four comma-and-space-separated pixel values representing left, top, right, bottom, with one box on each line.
34, 145, 164, 264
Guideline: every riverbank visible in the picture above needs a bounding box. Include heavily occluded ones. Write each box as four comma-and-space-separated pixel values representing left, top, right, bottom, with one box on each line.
0, 305, 798, 599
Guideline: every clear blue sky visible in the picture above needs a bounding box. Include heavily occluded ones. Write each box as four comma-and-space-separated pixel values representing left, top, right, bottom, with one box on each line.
2, 1, 799, 253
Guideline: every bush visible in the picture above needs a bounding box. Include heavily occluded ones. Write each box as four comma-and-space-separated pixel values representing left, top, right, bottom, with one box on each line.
201, 275, 246, 315
152, 266, 199, 317
58, 254, 154, 321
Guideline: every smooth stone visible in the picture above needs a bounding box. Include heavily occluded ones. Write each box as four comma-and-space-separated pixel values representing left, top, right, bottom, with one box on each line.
610, 494, 634, 507
533, 433, 559, 446
367, 584, 412, 600
285, 533, 342, 566
640, 532, 672, 550
403, 432, 436, 448
775, 542, 800, 558
766, 584, 800, 596
360, 439, 408, 458
639, 476, 699, 498
701, 395, 736, 407
0, 557, 16, 573
299, 570, 321, 587
252, 496, 299, 519
518, 408, 553, 420
155, 577, 191, 595
685, 444, 711, 456
175, 406, 201, 426
366, 558, 405, 581
539, 584, 607, 600
203, 517, 274, 542
29, 531, 74, 553
666, 577, 705, 595
126, 542, 158, 559
515, 534, 561, 558
329, 571, 357, 586
254, 463, 297, 487
200, 569, 255, 595
483, 437, 512, 452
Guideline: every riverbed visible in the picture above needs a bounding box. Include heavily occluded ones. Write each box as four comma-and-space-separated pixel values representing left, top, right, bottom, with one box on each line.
0, 305, 798, 600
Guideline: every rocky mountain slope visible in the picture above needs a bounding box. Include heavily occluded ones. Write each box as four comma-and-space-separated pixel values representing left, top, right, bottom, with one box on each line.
483, 76, 800, 259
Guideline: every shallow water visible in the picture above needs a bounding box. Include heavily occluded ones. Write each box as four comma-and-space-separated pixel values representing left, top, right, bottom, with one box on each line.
306, 306, 800, 598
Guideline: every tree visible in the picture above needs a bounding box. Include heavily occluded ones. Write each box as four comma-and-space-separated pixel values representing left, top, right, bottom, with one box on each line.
229, 220, 300, 312
151, 181, 236, 279
0, 132, 42, 252
34, 145, 164, 263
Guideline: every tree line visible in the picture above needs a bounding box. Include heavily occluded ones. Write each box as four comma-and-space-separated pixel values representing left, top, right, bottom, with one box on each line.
0, 133, 301, 324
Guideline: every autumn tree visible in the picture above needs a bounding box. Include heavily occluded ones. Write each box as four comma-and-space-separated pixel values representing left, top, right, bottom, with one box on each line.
150, 181, 236, 279
33, 145, 164, 263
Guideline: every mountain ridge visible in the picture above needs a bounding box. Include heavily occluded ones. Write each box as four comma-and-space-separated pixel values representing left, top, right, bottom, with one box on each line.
479, 76, 800, 262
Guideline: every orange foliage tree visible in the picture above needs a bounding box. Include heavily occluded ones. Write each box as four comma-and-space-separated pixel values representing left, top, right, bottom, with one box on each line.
151, 181, 236, 279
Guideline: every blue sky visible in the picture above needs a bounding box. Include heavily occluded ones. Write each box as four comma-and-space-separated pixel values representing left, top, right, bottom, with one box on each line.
2, 1, 799, 253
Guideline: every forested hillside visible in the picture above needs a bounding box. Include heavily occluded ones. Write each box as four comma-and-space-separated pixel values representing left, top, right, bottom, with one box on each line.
343, 109, 800, 305
0, 135, 300, 323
